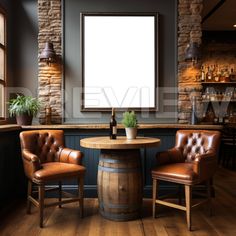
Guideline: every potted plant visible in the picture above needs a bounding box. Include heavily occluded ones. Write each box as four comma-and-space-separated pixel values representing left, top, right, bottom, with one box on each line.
121, 111, 138, 139
8, 94, 41, 125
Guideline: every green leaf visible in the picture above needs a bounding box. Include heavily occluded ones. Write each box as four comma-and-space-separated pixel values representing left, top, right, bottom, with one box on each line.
8, 94, 41, 117
121, 111, 138, 128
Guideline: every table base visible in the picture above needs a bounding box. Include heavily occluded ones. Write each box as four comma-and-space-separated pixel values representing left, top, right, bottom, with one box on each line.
97, 149, 143, 221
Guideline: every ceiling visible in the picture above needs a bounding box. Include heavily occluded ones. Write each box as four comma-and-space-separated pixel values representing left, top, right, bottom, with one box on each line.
202, 0, 236, 31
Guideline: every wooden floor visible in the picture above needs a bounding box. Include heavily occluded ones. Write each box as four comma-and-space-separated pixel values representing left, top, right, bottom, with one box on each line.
1, 167, 236, 236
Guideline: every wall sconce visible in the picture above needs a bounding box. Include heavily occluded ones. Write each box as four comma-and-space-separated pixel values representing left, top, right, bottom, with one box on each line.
39, 41, 57, 65
185, 42, 200, 64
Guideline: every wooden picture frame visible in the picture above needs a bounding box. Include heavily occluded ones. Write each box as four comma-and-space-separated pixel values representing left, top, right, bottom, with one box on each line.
81, 12, 158, 111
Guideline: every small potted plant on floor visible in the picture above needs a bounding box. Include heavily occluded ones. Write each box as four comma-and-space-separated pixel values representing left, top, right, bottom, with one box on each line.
121, 111, 138, 139
8, 94, 41, 125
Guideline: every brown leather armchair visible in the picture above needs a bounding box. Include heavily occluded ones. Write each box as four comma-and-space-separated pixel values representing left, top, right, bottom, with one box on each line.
20, 130, 86, 228
152, 130, 221, 231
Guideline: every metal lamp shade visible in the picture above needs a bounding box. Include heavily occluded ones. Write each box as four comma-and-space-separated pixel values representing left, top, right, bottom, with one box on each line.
40, 42, 57, 63
185, 42, 200, 62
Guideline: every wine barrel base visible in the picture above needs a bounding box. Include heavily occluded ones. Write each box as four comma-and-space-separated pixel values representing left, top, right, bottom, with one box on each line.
99, 209, 141, 221
98, 149, 143, 221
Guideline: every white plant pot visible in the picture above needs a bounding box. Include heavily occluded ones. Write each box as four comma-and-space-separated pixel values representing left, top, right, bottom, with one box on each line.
125, 127, 137, 140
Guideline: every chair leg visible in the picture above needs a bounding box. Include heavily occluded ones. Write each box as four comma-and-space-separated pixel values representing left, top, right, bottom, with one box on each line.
59, 181, 62, 208
39, 184, 45, 228
27, 180, 32, 214
178, 184, 182, 205
78, 177, 84, 218
185, 185, 192, 231
152, 178, 158, 218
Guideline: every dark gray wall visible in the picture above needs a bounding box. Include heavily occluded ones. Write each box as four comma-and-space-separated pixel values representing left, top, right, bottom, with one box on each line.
0, 0, 38, 123
11, 0, 38, 97
64, 0, 178, 124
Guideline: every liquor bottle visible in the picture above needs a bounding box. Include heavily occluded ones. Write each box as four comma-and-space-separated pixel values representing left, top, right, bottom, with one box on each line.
206, 66, 212, 82
225, 67, 230, 82
201, 65, 205, 82
230, 68, 236, 82
110, 108, 117, 139
214, 65, 220, 82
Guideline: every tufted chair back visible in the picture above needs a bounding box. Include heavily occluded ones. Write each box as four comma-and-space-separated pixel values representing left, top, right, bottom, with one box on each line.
20, 130, 64, 164
175, 130, 220, 162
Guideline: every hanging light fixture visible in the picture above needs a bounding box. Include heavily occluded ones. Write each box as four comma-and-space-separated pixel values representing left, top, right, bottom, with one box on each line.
39, 41, 57, 64
185, 42, 200, 64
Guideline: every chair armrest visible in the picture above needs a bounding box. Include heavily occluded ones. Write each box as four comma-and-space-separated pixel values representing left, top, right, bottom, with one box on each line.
21, 150, 41, 179
156, 147, 184, 166
194, 151, 216, 162
192, 151, 217, 181
22, 149, 39, 162
59, 148, 84, 165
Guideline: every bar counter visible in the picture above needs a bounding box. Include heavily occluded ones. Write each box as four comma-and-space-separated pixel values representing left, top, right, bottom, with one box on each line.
21, 123, 223, 130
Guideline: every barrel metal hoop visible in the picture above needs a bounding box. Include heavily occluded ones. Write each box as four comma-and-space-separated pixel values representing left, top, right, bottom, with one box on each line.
99, 157, 138, 164
99, 201, 141, 210
99, 209, 140, 221
98, 165, 140, 173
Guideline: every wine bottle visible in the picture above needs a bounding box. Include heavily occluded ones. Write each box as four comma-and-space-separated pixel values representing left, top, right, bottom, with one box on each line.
110, 108, 117, 139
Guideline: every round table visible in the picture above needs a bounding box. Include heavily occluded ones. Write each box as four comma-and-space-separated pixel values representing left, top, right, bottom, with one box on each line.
80, 136, 160, 221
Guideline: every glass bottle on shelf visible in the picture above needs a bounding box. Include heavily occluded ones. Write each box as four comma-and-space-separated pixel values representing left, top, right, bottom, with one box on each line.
201, 65, 205, 82
230, 68, 236, 82
206, 66, 212, 82
225, 67, 230, 82
220, 68, 226, 82
214, 65, 220, 82
204, 87, 210, 101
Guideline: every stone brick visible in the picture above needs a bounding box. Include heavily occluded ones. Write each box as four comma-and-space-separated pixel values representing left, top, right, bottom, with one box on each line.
177, 0, 202, 123
38, 0, 62, 124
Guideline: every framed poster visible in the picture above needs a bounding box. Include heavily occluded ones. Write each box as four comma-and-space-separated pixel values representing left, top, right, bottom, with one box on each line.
81, 12, 158, 111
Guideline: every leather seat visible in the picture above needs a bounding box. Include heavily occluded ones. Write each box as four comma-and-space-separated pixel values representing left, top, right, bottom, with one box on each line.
152, 130, 221, 231
152, 163, 198, 184
20, 130, 86, 228
33, 162, 85, 182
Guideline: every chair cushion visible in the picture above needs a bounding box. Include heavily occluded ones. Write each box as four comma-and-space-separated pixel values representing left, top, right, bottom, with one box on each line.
33, 162, 86, 183
152, 163, 199, 185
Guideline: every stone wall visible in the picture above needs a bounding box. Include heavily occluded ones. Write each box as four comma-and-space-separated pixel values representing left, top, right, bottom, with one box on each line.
177, 0, 203, 123
38, 0, 62, 124
37, 0, 203, 124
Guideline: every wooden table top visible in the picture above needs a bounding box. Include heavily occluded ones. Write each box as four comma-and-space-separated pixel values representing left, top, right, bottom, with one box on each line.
80, 136, 161, 150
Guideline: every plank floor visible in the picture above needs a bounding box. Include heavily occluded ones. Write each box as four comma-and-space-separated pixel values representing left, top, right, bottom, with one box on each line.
0, 167, 236, 236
